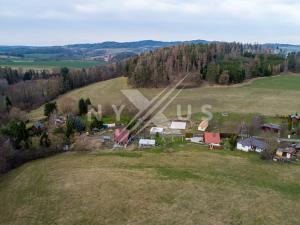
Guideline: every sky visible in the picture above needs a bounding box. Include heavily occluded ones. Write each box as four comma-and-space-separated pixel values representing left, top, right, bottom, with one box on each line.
0, 0, 300, 46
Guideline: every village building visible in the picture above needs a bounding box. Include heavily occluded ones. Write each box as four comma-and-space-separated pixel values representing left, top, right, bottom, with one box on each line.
236, 137, 267, 153
114, 128, 129, 145
150, 127, 164, 135
139, 139, 156, 148
290, 113, 299, 122
198, 120, 209, 132
54, 116, 66, 127
170, 121, 187, 130
104, 123, 116, 128
276, 147, 296, 159
204, 132, 221, 145
295, 143, 300, 151
261, 124, 281, 133
204, 132, 222, 149
186, 137, 203, 144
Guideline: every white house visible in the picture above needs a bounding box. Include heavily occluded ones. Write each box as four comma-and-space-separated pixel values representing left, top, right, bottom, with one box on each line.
150, 127, 164, 135
139, 139, 156, 148
170, 121, 187, 130
237, 137, 267, 153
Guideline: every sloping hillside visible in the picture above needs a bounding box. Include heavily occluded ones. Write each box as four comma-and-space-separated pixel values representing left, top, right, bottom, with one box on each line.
0, 148, 299, 225
29, 74, 300, 121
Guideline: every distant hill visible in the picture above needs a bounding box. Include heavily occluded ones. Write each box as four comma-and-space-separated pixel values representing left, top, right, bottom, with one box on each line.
0, 40, 210, 61
0, 40, 299, 62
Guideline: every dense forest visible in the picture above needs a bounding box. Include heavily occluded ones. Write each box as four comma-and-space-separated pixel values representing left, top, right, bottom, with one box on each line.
123, 43, 288, 87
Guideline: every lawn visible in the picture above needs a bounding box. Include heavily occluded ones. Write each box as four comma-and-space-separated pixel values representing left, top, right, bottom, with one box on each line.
0, 59, 106, 69
249, 75, 300, 90
0, 147, 299, 225
28, 74, 300, 121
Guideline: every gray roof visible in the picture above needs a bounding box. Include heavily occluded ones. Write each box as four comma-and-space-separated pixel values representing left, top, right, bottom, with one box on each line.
261, 124, 281, 130
238, 137, 268, 150
295, 143, 300, 149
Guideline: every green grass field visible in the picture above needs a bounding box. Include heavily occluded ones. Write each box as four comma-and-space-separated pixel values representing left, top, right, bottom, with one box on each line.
29, 74, 300, 121
0, 59, 106, 69
0, 147, 299, 225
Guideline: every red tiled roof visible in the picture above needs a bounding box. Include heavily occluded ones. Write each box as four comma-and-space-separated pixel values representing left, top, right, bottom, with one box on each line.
204, 132, 221, 144
114, 128, 129, 144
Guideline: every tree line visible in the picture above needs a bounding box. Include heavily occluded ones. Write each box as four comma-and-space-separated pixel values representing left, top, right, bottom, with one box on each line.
0, 64, 122, 114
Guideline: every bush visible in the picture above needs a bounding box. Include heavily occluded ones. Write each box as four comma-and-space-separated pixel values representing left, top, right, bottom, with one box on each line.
44, 102, 57, 117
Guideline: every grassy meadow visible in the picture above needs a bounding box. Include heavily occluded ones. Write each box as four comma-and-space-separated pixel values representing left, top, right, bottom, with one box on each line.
0, 147, 299, 225
0, 59, 106, 69
29, 74, 300, 121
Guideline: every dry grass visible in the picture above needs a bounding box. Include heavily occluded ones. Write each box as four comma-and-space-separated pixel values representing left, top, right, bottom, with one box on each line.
28, 74, 300, 121
0, 147, 299, 225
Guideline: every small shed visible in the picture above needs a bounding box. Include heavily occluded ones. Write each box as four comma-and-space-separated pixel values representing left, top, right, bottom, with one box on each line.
188, 137, 203, 144
150, 127, 164, 135
104, 123, 116, 128
237, 137, 267, 153
198, 120, 209, 132
55, 116, 66, 126
114, 128, 129, 145
261, 124, 281, 133
139, 139, 156, 148
295, 143, 300, 151
276, 147, 296, 159
170, 121, 187, 130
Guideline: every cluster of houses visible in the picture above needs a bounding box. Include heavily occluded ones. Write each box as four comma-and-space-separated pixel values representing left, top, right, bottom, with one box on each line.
32, 110, 300, 162
111, 117, 300, 162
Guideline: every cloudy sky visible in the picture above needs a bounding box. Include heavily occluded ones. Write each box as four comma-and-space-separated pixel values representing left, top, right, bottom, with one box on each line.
0, 0, 300, 45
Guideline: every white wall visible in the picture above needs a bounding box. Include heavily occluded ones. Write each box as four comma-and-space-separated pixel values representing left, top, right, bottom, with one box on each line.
236, 143, 263, 153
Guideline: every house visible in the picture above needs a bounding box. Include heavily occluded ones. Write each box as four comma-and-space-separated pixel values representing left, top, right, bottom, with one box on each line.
204, 132, 221, 145
204, 132, 222, 149
276, 147, 296, 159
237, 137, 268, 153
290, 113, 299, 122
114, 128, 129, 145
170, 121, 187, 130
198, 120, 209, 132
295, 143, 300, 151
139, 139, 156, 148
150, 127, 164, 135
261, 124, 281, 133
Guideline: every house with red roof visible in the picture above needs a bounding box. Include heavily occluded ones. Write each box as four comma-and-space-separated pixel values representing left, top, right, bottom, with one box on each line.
204, 132, 221, 144
114, 128, 129, 145
204, 132, 222, 150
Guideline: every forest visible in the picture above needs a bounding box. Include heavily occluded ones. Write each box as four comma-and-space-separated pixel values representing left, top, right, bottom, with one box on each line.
123, 43, 289, 87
